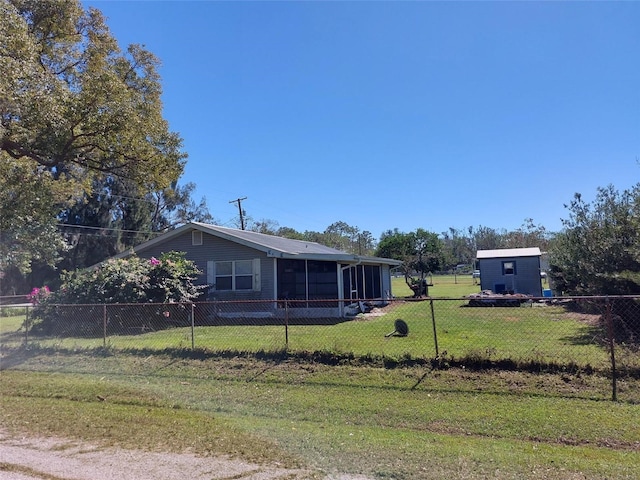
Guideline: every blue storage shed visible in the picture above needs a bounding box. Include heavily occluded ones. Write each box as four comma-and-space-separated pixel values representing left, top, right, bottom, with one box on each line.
476, 247, 543, 297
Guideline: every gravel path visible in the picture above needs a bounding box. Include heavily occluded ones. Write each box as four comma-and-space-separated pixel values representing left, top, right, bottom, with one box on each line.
0, 431, 372, 480
0, 434, 305, 479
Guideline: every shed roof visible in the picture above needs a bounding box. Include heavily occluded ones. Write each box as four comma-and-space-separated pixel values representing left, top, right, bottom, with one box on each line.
476, 247, 541, 259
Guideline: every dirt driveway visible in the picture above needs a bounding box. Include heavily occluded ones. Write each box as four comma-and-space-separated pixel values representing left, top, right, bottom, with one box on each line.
0, 431, 371, 480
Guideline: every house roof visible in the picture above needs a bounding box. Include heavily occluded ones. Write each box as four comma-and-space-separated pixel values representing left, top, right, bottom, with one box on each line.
192, 222, 344, 255
476, 247, 541, 259
123, 222, 402, 266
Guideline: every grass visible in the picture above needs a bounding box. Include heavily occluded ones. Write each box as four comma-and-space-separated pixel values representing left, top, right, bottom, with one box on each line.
1, 352, 639, 479
4, 277, 635, 477
0, 314, 25, 334
2, 300, 621, 373
392, 274, 482, 298
2, 275, 635, 379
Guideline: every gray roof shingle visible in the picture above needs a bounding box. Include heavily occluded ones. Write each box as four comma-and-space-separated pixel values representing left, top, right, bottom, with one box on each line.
123, 222, 401, 266
192, 222, 347, 255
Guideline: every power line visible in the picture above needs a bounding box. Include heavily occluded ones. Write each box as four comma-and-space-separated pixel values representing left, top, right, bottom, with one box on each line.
106, 193, 159, 204
56, 224, 164, 236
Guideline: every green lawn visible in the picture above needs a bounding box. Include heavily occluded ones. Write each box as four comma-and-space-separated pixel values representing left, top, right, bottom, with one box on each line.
2, 354, 639, 479
2, 279, 635, 479
0, 298, 621, 372
392, 274, 482, 298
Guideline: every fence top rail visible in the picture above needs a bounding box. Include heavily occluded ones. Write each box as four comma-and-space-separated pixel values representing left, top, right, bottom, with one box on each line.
425, 295, 640, 302
10, 294, 640, 309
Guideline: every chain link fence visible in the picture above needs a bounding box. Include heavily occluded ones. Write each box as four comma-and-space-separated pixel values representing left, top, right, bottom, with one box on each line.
2, 296, 639, 400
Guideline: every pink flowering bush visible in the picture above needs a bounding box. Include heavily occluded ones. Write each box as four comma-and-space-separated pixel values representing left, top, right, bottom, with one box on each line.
31, 252, 205, 335
27, 286, 50, 305
42, 251, 203, 305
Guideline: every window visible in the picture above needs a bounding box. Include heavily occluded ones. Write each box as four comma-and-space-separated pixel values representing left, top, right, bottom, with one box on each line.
502, 261, 516, 275
192, 230, 203, 246
234, 260, 254, 290
207, 259, 260, 291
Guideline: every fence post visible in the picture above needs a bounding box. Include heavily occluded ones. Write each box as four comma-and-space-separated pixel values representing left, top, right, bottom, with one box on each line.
605, 297, 617, 401
24, 305, 29, 345
430, 299, 439, 358
103, 304, 107, 348
191, 303, 195, 350
284, 302, 289, 349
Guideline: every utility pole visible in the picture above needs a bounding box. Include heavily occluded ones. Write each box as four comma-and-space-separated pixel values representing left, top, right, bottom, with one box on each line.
229, 196, 247, 230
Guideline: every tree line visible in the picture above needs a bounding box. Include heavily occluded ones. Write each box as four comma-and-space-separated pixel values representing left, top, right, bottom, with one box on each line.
1, 0, 638, 303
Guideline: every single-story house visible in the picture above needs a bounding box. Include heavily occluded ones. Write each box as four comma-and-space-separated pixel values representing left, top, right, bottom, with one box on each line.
114, 222, 402, 318
476, 247, 543, 297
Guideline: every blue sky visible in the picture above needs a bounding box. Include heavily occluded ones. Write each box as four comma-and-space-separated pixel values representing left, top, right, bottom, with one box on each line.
87, 1, 639, 239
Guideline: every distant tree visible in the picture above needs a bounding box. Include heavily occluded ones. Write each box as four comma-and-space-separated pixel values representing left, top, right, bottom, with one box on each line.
356, 230, 376, 256
503, 218, 551, 250
323, 221, 375, 255
149, 182, 214, 232
300, 230, 325, 245
247, 218, 280, 235
58, 177, 124, 272
58, 178, 213, 267
376, 229, 414, 260
440, 227, 475, 270
288, 222, 375, 255
323, 221, 358, 252
275, 226, 305, 240
471, 226, 506, 251
376, 228, 442, 296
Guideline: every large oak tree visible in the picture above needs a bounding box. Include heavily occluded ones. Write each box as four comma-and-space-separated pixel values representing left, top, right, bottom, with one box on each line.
0, 0, 186, 275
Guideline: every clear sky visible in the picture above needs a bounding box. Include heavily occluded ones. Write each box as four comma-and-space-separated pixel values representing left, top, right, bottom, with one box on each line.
86, 0, 639, 239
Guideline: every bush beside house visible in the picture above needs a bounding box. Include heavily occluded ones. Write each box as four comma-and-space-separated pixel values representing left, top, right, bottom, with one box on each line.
31, 252, 204, 335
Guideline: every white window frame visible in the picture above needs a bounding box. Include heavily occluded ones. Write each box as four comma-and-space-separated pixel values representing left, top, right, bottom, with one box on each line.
192, 230, 203, 246
502, 261, 516, 275
207, 259, 261, 292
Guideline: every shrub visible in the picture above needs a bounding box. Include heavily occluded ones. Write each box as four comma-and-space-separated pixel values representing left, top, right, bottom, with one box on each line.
31, 252, 205, 335
46, 252, 204, 305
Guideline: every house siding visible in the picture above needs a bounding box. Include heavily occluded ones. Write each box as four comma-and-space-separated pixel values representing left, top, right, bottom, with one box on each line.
381, 264, 392, 299
123, 223, 402, 318
136, 230, 274, 301
479, 255, 542, 296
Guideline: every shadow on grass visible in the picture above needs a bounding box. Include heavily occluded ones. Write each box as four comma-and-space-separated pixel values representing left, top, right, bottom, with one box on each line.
4, 344, 635, 405
3, 341, 631, 378
0, 329, 26, 344
560, 323, 607, 347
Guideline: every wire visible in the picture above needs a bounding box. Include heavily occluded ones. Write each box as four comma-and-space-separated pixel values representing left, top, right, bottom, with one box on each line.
105, 193, 159, 204
56, 224, 165, 236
